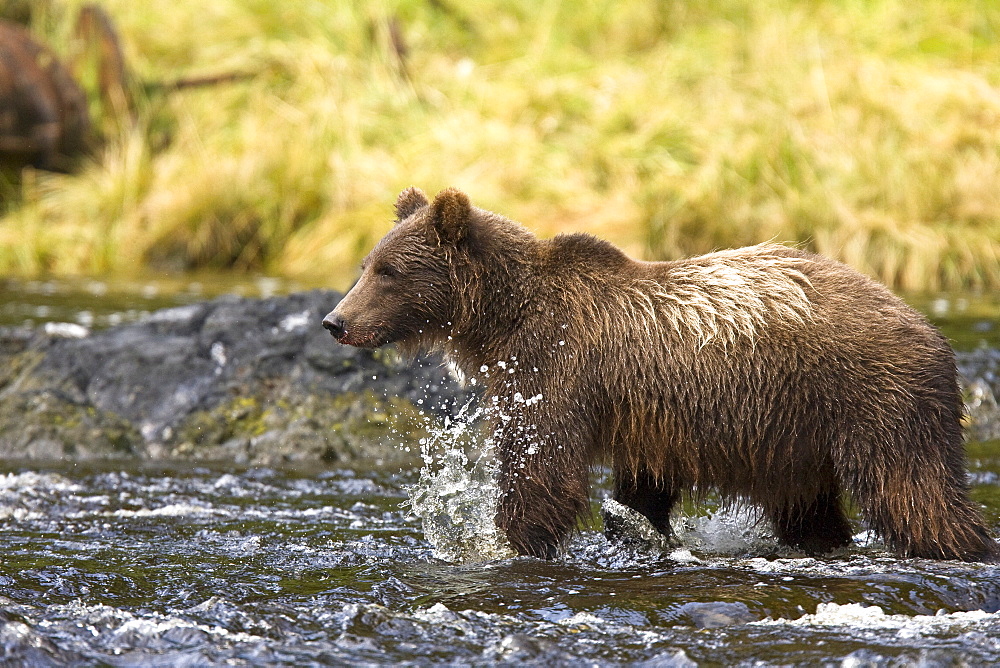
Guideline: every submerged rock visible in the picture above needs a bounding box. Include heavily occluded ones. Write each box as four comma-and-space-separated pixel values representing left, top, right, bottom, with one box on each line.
0, 290, 470, 465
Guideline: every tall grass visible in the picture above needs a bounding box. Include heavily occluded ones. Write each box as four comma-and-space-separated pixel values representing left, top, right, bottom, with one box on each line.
2, 0, 999, 291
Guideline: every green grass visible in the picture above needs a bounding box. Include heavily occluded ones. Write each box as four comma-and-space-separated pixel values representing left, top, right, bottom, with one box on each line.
2, 0, 1000, 291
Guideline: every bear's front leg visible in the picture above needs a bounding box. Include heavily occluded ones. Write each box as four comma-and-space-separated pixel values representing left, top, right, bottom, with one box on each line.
493, 417, 591, 558
496, 479, 588, 558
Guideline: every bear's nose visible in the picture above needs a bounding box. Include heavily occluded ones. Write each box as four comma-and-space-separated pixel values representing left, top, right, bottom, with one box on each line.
322, 313, 346, 339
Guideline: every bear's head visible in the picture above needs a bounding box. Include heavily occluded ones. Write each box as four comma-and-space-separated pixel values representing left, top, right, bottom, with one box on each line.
322, 187, 471, 350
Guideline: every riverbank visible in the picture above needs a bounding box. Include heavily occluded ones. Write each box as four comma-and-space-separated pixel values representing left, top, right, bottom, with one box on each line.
3, 1, 1000, 291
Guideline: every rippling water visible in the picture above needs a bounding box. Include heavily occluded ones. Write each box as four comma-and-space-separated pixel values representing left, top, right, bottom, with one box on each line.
3, 456, 1000, 666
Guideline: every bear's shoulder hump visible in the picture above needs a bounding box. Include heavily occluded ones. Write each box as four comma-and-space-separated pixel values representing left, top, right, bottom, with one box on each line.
547, 233, 631, 269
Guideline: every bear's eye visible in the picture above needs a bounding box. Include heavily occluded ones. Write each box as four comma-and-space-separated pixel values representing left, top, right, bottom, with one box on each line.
376, 264, 401, 279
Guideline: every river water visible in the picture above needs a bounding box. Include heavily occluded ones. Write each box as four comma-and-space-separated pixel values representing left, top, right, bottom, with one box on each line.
2, 278, 1000, 666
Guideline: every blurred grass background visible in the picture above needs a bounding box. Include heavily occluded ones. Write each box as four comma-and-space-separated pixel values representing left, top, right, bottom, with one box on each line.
1, 0, 999, 291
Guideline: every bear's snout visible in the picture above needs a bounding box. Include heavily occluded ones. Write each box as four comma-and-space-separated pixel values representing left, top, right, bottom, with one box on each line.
322, 312, 347, 341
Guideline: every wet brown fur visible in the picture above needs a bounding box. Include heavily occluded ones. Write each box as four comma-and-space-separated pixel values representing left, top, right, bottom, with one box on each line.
326, 187, 999, 562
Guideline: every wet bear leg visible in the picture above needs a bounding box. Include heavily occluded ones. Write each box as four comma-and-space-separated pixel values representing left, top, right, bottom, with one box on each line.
845, 455, 999, 561
770, 488, 854, 555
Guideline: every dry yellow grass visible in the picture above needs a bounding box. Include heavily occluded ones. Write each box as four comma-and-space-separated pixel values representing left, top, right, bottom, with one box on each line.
2, 0, 999, 291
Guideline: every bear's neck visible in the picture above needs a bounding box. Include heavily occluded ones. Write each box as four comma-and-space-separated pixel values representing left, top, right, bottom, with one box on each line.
444, 228, 637, 379
447, 225, 541, 373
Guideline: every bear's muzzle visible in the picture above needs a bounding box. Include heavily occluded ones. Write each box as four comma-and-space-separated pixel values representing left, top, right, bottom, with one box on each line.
322, 312, 347, 342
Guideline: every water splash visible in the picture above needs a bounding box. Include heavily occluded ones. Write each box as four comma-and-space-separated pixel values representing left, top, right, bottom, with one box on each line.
671, 505, 776, 555
601, 497, 777, 558
403, 401, 515, 563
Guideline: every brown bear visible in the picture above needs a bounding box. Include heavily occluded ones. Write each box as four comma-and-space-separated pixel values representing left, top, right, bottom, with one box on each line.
323, 186, 999, 562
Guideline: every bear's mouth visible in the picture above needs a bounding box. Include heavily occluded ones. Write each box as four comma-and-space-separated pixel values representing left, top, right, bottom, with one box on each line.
337, 326, 391, 349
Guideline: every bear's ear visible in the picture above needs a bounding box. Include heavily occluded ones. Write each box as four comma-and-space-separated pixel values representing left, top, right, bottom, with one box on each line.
394, 186, 429, 222
429, 188, 471, 246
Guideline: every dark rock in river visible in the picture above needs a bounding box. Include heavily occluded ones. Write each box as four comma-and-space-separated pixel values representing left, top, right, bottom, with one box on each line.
0, 290, 471, 465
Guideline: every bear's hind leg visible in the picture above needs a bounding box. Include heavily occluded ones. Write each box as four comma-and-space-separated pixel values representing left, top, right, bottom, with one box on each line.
608, 470, 679, 540
846, 458, 999, 561
769, 488, 854, 555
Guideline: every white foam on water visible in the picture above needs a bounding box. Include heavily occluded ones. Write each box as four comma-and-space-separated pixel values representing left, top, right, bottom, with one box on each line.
0, 471, 81, 493
0, 471, 83, 520
758, 601, 1000, 633
38, 601, 266, 644
0, 507, 45, 520
107, 503, 222, 518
